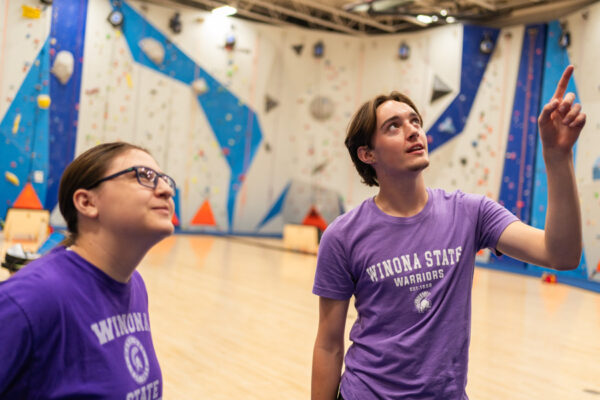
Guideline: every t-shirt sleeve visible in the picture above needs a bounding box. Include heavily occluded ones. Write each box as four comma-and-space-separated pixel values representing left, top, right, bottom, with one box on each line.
0, 291, 33, 393
312, 225, 355, 300
476, 195, 520, 253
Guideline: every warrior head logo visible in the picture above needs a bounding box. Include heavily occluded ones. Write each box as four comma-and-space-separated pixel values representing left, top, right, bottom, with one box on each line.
124, 335, 150, 384
414, 291, 432, 313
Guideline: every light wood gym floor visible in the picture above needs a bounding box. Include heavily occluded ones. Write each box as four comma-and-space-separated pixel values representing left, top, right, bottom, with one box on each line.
137, 234, 600, 400
2, 234, 596, 399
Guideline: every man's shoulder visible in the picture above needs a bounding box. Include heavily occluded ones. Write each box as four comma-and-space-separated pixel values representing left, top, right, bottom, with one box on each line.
430, 187, 487, 208
326, 198, 372, 233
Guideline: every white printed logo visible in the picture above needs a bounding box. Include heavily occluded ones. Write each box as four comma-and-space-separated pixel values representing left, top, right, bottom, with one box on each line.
414, 291, 432, 313
124, 335, 150, 384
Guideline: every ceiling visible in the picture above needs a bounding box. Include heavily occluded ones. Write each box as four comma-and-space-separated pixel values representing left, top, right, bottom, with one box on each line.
142, 0, 598, 35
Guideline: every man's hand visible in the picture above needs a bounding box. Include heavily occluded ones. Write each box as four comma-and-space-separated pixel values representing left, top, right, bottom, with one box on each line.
538, 65, 586, 158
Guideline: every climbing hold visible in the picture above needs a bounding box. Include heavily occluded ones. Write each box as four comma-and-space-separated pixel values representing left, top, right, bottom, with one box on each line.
431, 75, 452, 103
37, 94, 51, 109
12, 114, 21, 134
51, 51, 74, 84
438, 116, 456, 134
292, 44, 304, 55
139, 38, 165, 65
309, 96, 334, 121
5, 171, 20, 186
22, 5, 41, 19
265, 95, 279, 113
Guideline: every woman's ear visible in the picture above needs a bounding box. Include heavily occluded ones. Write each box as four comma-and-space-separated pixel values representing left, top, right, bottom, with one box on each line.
357, 145, 375, 164
72, 189, 99, 219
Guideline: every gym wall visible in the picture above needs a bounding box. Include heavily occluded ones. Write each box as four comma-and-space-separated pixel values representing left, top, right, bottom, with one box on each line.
0, 0, 599, 289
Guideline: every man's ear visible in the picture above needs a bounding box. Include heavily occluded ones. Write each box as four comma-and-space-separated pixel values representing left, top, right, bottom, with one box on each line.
72, 189, 99, 219
357, 145, 375, 164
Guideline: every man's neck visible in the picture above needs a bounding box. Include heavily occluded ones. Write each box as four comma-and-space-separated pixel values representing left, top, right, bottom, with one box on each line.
374, 174, 428, 217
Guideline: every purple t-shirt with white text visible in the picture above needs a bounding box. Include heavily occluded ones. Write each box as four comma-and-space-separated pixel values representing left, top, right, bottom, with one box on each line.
313, 188, 518, 400
0, 246, 162, 399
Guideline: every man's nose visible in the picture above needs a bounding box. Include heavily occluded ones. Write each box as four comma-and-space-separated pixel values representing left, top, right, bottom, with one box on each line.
405, 122, 419, 140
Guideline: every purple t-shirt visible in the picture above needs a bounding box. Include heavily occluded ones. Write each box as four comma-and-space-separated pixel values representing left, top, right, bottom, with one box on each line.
313, 188, 518, 400
0, 246, 162, 399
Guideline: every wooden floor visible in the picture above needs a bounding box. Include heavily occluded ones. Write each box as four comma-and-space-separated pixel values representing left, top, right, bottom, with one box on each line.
3, 234, 599, 399
137, 235, 600, 400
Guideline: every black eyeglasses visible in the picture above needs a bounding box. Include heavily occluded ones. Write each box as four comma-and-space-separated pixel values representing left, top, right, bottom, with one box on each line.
86, 166, 176, 192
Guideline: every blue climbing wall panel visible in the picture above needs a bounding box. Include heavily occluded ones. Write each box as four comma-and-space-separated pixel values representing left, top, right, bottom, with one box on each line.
46, 0, 89, 213
0, 40, 50, 219
426, 25, 499, 152
527, 20, 588, 279
487, 24, 546, 270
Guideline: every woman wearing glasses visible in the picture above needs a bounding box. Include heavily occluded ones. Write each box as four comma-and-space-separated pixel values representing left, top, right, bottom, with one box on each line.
0, 142, 175, 399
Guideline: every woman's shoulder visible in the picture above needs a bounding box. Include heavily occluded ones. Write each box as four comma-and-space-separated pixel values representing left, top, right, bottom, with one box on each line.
0, 247, 74, 312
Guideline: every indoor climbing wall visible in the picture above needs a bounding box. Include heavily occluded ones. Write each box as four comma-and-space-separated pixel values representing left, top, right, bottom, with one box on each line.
424, 25, 522, 202
360, 25, 462, 119
0, 1, 52, 220
568, 4, 600, 284
79, 0, 262, 232
72, 1, 535, 237
528, 2, 600, 286
2, 0, 600, 291
484, 23, 547, 270
252, 28, 363, 233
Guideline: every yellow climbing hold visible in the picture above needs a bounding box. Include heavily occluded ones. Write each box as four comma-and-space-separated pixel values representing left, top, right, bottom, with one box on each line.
37, 94, 51, 109
5, 171, 19, 186
12, 114, 21, 134
22, 5, 41, 19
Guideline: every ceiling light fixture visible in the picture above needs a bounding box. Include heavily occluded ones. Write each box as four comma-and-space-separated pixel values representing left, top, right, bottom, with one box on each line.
212, 5, 237, 17
416, 15, 433, 24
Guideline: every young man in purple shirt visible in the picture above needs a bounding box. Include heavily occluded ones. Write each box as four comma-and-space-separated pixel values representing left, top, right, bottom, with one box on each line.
311, 66, 586, 400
